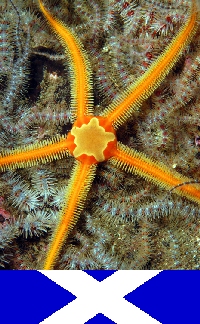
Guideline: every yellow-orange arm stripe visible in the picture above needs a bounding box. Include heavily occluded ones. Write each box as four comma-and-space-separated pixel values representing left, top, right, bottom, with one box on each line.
38, 0, 93, 121
110, 142, 200, 205
102, 0, 198, 129
0, 135, 69, 171
43, 161, 96, 269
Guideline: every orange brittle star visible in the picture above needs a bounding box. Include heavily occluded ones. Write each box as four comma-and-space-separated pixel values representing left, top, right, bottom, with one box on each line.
0, 0, 199, 269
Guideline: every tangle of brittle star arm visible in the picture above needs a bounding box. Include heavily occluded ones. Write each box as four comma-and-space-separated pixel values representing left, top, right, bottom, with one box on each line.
110, 143, 200, 205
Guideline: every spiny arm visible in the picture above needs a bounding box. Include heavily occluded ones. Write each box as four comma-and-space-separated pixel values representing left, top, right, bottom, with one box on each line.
43, 161, 97, 270
0, 135, 69, 171
110, 142, 200, 205
38, 0, 94, 122
102, 0, 199, 129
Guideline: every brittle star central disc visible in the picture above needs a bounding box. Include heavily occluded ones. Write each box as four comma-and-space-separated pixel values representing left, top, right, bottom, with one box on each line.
67, 116, 117, 164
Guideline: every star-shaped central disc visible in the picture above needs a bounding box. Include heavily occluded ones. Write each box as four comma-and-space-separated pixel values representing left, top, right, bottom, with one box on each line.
67, 116, 117, 164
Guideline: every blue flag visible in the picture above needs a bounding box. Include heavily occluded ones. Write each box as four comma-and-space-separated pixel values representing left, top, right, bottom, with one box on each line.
0, 270, 198, 323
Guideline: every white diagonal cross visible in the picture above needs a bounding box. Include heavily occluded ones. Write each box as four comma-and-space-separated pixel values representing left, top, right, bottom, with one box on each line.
39, 270, 162, 324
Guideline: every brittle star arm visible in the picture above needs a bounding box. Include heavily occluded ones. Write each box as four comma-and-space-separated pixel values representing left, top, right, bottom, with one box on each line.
110, 143, 200, 205
0, 137, 97, 270
43, 161, 97, 270
0, 135, 69, 171
38, 0, 94, 122
102, 0, 199, 129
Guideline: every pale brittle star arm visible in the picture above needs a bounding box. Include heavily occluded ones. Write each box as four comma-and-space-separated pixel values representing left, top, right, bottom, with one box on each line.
0, 135, 70, 171
110, 143, 200, 205
102, 0, 199, 129
38, 0, 94, 122
43, 161, 97, 270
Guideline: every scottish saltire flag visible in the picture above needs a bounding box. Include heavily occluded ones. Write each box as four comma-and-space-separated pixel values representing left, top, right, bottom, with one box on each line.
1, 270, 199, 323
